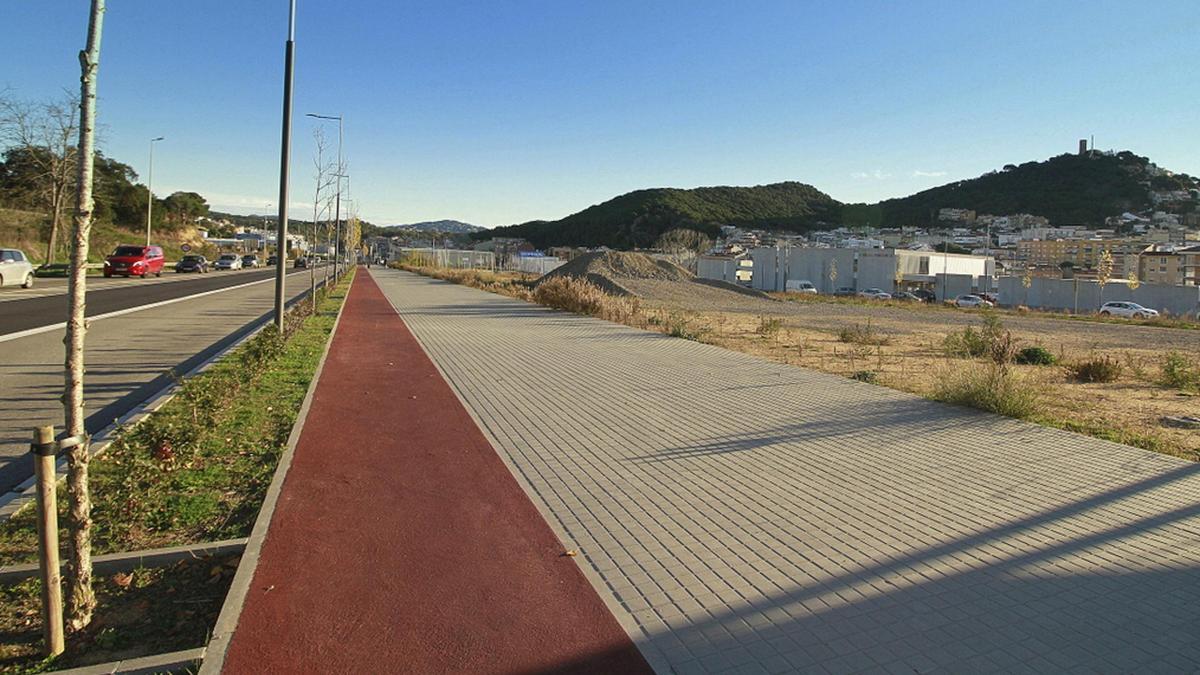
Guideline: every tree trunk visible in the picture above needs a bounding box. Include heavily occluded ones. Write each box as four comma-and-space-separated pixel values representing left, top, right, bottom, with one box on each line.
64, 0, 105, 631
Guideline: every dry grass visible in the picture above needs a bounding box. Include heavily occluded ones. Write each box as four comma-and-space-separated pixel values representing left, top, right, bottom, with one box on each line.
932, 363, 1040, 419
532, 276, 643, 324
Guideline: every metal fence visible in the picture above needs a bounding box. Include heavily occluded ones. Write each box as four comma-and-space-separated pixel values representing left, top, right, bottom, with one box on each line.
397, 247, 495, 270
512, 255, 567, 275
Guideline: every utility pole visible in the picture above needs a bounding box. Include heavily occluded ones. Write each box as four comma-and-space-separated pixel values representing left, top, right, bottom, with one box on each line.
274, 0, 296, 331
144, 136, 163, 245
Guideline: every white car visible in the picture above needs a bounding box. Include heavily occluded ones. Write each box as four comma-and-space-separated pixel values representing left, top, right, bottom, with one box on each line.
1099, 301, 1159, 319
858, 288, 892, 300
955, 294, 994, 308
213, 253, 244, 270
785, 280, 817, 294
0, 248, 35, 288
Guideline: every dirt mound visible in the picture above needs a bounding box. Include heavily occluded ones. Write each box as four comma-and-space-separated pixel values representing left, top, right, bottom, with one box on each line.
536, 251, 693, 296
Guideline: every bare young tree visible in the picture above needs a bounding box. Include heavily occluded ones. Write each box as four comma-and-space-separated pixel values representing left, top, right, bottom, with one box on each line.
64, 0, 106, 630
655, 228, 712, 273
1096, 249, 1114, 309
310, 128, 336, 308
0, 92, 80, 264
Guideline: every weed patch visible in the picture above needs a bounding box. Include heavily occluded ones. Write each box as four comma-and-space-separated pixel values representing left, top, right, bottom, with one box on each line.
1070, 356, 1123, 383
1161, 352, 1200, 391
932, 363, 1040, 419
1015, 346, 1057, 366
837, 320, 890, 346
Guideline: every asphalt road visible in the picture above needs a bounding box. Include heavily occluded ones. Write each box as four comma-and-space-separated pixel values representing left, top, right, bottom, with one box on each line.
0, 267, 311, 337
0, 266, 329, 496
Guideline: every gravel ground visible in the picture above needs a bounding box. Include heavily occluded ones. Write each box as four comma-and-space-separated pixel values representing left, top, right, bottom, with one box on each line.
623, 279, 1200, 353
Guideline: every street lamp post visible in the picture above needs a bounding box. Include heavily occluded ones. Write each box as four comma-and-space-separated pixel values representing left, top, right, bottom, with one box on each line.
306, 113, 342, 278
274, 0, 297, 331
145, 136, 164, 246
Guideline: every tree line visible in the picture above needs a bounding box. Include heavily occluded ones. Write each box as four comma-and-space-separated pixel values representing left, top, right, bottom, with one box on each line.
0, 92, 210, 263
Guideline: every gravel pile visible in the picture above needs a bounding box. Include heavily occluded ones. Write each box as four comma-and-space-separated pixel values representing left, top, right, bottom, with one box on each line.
537, 251, 772, 303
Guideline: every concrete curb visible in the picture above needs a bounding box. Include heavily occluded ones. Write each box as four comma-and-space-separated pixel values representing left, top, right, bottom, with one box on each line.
0, 538, 247, 585
198, 272, 354, 675
0, 278, 330, 520
53, 647, 205, 675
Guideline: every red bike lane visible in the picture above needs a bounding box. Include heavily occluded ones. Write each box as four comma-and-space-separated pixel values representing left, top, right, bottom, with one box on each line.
219, 270, 650, 674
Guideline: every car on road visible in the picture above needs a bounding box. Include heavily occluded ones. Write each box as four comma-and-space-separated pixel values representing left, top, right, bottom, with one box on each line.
267, 255, 279, 266
785, 280, 818, 294
909, 289, 937, 303
858, 288, 892, 300
212, 253, 244, 271
175, 255, 209, 274
955, 294, 994, 308
294, 257, 309, 269
0, 248, 35, 288
104, 245, 165, 278
1099, 301, 1159, 319
241, 254, 261, 268
833, 287, 857, 296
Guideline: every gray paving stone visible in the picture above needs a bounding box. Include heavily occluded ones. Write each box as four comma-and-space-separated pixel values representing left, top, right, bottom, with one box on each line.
372, 270, 1200, 674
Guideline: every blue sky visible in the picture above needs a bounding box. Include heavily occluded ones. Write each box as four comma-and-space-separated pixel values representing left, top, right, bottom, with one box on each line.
2, 1, 1197, 227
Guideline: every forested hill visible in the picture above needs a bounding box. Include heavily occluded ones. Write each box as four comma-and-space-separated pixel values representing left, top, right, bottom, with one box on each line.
848, 151, 1197, 228
482, 182, 841, 249
479, 151, 1198, 248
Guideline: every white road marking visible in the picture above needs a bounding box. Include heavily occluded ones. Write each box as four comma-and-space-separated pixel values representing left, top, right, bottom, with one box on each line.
0, 275, 283, 343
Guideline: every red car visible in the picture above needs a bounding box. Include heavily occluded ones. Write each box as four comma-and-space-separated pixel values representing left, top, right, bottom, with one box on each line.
104, 245, 165, 278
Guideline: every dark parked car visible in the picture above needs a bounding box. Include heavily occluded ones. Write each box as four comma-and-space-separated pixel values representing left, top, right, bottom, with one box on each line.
909, 289, 937, 303
267, 255, 279, 266
833, 286, 857, 296
893, 291, 922, 302
294, 257, 308, 269
175, 255, 209, 273
104, 245, 165, 278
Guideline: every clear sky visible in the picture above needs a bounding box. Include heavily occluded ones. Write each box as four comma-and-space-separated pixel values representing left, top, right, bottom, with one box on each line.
2, 1, 1197, 227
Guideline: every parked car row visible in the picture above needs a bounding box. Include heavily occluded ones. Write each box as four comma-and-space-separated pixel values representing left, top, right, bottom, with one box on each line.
174, 253, 266, 273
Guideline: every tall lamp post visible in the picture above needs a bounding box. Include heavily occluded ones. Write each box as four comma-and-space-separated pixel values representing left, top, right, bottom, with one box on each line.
274, 0, 297, 331
145, 136, 164, 246
306, 113, 342, 278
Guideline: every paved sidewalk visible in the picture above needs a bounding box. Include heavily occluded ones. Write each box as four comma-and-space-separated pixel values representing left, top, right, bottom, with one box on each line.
218, 272, 649, 674
372, 268, 1200, 674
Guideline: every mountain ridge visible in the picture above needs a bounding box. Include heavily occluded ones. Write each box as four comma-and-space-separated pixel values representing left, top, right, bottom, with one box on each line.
478, 150, 1199, 249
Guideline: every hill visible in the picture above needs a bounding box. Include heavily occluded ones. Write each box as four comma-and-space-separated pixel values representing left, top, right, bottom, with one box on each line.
484, 182, 841, 249
479, 150, 1199, 249
394, 219, 484, 233
848, 151, 1198, 228
0, 207, 215, 264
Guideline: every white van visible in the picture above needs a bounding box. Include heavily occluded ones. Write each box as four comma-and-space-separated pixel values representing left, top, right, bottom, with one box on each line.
785, 280, 817, 294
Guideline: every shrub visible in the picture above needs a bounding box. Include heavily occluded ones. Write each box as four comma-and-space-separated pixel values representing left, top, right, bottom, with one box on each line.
837, 319, 890, 346
932, 363, 1040, 419
1161, 352, 1200, 391
1070, 356, 1123, 383
944, 310, 1016, 363
665, 313, 709, 341
756, 316, 783, 339
531, 276, 642, 324
850, 370, 878, 384
1015, 345, 1057, 366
